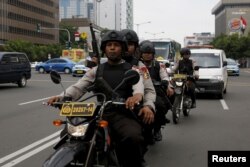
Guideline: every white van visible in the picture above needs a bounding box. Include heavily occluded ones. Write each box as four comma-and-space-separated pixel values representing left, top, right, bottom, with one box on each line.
190, 49, 228, 99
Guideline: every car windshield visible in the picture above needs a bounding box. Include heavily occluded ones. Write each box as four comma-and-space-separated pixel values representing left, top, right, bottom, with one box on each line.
64, 59, 75, 63
227, 60, 237, 65
227, 61, 237, 65
153, 42, 170, 60
191, 53, 221, 68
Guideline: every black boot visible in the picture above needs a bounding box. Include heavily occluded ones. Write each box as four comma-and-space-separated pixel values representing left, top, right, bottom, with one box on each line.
190, 90, 196, 108
191, 101, 196, 108
153, 129, 162, 141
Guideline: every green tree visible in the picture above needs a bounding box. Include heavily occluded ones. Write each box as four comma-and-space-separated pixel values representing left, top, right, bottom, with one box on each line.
4, 39, 36, 61
211, 33, 250, 60
3, 40, 62, 62
59, 23, 78, 49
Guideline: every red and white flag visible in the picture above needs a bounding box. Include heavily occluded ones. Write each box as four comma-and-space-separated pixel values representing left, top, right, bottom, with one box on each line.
240, 16, 247, 33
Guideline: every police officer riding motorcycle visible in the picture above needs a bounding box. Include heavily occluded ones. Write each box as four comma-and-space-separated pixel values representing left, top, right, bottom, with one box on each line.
46, 30, 153, 167
140, 40, 174, 142
173, 47, 199, 108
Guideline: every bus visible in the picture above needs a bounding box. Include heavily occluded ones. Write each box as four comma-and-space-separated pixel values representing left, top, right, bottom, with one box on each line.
150, 38, 181, 63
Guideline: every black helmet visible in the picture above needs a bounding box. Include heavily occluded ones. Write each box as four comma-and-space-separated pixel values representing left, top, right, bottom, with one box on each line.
100, 30, 128, 52
121, 29, 139, 46
180, 47, 191, 57
139, 40, 155, 54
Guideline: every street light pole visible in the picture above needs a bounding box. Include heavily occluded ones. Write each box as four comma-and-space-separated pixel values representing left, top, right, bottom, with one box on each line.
135, 21, 151, 37
96, 0, 102, 26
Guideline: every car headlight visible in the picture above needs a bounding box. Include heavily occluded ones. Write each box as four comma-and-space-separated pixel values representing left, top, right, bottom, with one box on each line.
175, 81, 183, 86
67, 123, 89, 137
210, 75, 223, 82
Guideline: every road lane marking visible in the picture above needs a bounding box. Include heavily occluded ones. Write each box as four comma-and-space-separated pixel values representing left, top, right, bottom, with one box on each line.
220, 99, 229, 110
0, 131, 60, 164
1, 138, 59, 167
18, 97, 54, 105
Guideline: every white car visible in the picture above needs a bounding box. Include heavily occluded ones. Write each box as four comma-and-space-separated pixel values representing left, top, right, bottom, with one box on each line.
30, 61, 42, 68
190, 49, 228, 99
72, 59, 90, 77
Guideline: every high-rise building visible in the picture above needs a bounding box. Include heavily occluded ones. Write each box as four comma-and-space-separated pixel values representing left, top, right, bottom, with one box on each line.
0, 0, 59, 45
93, 0, 133, 30
212, 0, 250, 37
60, 0, 89, 19
121, 0, 133, 30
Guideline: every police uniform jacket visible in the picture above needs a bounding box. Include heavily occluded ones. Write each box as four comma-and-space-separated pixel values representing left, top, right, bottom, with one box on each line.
135, 61, 156, 111
59, 60, 144, 101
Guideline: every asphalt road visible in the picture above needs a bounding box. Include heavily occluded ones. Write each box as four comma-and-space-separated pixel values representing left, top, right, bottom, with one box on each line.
0, 69, 250, 167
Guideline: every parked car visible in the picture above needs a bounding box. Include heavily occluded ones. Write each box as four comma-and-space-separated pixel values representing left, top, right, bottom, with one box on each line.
35, 58, 76, 74
72, 59, 90, 77
0, 52, 31, 87
30, 61, 42, 68
190, 49, 228, 99
226, 58, 240, 76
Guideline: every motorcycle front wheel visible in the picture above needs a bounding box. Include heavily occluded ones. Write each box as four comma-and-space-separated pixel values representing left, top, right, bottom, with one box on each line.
183, 96, 192, 117
172, 96, 181, 124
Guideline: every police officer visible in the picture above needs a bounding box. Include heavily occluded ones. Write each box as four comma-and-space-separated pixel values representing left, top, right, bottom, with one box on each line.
121, 29, 157, 147
172, 47, 198, 108
47, 30, 154, 167
140, 40, 174, 141
121, 29, 156, 117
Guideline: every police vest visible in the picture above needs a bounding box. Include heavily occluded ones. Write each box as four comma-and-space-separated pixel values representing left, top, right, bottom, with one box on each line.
124, 55, 139, 66
178, 59, 193, 75
147, 61, 161, 83
95, 62, 133, 100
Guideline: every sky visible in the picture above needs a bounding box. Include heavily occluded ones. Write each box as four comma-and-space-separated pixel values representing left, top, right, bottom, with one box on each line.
133, 0, 220, 46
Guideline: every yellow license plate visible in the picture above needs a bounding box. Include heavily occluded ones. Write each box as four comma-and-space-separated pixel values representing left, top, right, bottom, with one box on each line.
173, 74, 187, 79
76, 70, 84, 74
60, 102, 96, 116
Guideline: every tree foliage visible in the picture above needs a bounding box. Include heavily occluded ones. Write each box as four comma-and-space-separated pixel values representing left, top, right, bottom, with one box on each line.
3, 40, 62, 62
59, 23, 78, 48
211, 33, 250, 59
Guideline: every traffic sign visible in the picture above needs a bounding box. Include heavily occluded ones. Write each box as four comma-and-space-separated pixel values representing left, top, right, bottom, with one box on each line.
75, 32, 80, 41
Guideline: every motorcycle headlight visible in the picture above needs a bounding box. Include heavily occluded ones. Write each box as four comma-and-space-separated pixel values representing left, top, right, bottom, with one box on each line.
175, 81, 183, 86
175, 87, 182, 94
67, 123, 89, 137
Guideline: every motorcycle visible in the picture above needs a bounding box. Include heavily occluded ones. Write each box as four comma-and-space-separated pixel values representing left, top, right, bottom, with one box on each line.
171, 66, 199, 124
171, 73, 194, 124
43, 69, 140, 167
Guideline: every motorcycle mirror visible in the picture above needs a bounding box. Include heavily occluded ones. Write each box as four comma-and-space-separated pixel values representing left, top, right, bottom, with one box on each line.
194, 66, 200, 71
165, 62, 170, 68
50, 70, 61, 84
123, 70, 140, 85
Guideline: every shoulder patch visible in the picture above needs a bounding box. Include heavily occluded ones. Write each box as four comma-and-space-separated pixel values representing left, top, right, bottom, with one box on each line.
160, 64, 166, 69
139, 66, 150, 79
